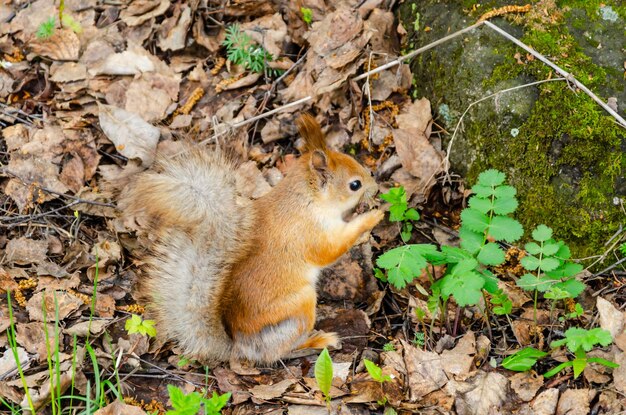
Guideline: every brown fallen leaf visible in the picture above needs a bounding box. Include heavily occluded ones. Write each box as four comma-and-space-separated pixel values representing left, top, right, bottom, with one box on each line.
441, 331, 476, 378
510, 371, 544, 401
94, 400, 147, 415
98, 103, 160, 167
250, 379, 295, 401
519, 388, 559, 415
236, 161, 272, 199
157, 4, 193, 52
26, 290, 83, 322
5, 237, 48, 265
241, 13, 288, 58
402, 339, 448, 401
556, 388, 595, 415
596, 296, 624, 338
29, 29, 80, 61
15, 322, 57, 362
447, 371, 509, 415
120, 0, 171, 27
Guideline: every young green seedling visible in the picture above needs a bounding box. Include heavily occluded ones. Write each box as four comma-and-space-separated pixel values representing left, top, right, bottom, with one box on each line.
314, 348, 333, 403
125, 314, 157, 338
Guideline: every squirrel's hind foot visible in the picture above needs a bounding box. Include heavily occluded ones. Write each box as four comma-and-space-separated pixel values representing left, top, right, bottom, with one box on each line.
296, 331, 340, 350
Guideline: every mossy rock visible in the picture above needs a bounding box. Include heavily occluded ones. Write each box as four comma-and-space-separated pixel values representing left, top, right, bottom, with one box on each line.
397, 0, 625, 261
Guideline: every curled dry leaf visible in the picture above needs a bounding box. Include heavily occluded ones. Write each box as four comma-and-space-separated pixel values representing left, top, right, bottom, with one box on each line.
93, 400, 147, 415
392, 98, 442, 201
98, 103, 160, 167
236, 161, 272, 199
120, 0, 171, 26
249, 378, 295, 401
0, 346, 30, 379
15, 322, 57, 362
29, 29, 80, 61
89, 49, 155, 76
157, 4, 193, 51
50, 62, 88, 83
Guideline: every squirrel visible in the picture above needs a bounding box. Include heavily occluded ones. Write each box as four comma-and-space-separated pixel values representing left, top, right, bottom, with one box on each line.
118, 114, 383, 364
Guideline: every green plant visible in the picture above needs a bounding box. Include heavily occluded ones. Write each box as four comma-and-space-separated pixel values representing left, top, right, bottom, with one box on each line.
413, 332, 425, 347
504, 328, 618, 378
377, 170, 522, 311
502, 347, 547, 372
166, 385, 231, 415
36, 16, 56, 39
379, 186, 420, 242
300, 7, 313, 25
382, 342, 395, 352
516, 224, 585, 323
222, 24, 274, 74
125, 314, 157, 337
314, 348, 333, 403
560, 302, 584, 321
545, 327, 617, 378
619, 242, 626, 256
490, 288, 512, 315
364, 359, 392, 383
35, 13, 82, 40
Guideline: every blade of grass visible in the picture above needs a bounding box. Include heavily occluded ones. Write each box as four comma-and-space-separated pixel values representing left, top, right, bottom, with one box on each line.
41, 292, 58, 415
7, 291, 37, 414
86, 249, 99, 344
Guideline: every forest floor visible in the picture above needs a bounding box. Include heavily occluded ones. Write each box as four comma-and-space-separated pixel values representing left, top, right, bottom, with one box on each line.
1, 0, 625, 414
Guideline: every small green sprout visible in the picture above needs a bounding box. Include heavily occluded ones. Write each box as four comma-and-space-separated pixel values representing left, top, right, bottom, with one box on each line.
125, 314, 157, 338
36, 17, 56, 39
166, 385, 231, 415
314, 348, 333, 403
300, 7, 313, 25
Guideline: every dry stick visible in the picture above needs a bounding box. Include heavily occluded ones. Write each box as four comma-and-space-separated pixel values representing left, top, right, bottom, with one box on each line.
199, 22, 486, 145
483, 20, 626, 129
201, 19, 625, 149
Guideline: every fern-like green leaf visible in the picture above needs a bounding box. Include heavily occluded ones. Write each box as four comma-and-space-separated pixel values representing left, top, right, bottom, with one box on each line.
477, 169, 506, 186
488, 216, 523, 242
532, 224, 553, 242
460, 209, 489, 233
477, 243, 505, 266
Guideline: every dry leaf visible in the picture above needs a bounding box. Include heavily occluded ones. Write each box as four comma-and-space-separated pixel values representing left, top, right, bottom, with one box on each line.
597, 296, 624, 338
236, 161, 272, 199
120, 0, 171, 26
94, 400, 147, 415
30, 29, 80, 61
249, 379, 295, 401
6, 237, 48, 265
157, 4, 192, 51
15, 322, 57, 362
510, 371, 544, 401
26, 290, 83, 322
402, 340, 448, 400
447, 371, 509, 415
556, 388, 595, 415
98, 103, 160, 167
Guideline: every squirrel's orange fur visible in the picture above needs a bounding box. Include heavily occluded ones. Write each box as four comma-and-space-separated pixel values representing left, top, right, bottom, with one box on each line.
118, 114, 382, 364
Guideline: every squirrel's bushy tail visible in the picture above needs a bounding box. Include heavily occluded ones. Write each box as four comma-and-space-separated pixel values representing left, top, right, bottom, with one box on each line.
119, 146, 253, 363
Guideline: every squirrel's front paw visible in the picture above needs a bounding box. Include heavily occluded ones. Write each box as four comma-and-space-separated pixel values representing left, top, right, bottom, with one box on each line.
362, 209, 384, 230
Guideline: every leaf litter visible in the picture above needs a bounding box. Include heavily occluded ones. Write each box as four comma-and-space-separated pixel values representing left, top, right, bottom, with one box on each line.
0, 0, 624, 414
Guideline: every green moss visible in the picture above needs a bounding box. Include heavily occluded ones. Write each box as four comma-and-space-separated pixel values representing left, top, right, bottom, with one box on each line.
398, 0, 624, 261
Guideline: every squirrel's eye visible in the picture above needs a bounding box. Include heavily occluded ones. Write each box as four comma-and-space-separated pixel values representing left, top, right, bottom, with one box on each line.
349, 180, 362, 191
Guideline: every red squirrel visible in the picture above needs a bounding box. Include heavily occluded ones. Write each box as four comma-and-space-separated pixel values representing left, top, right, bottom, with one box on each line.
119, 114, 383, 363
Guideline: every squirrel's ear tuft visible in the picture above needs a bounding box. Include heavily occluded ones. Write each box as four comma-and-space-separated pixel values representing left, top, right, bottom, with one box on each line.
296, 113, 326, 152
310, 149, 329, 184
